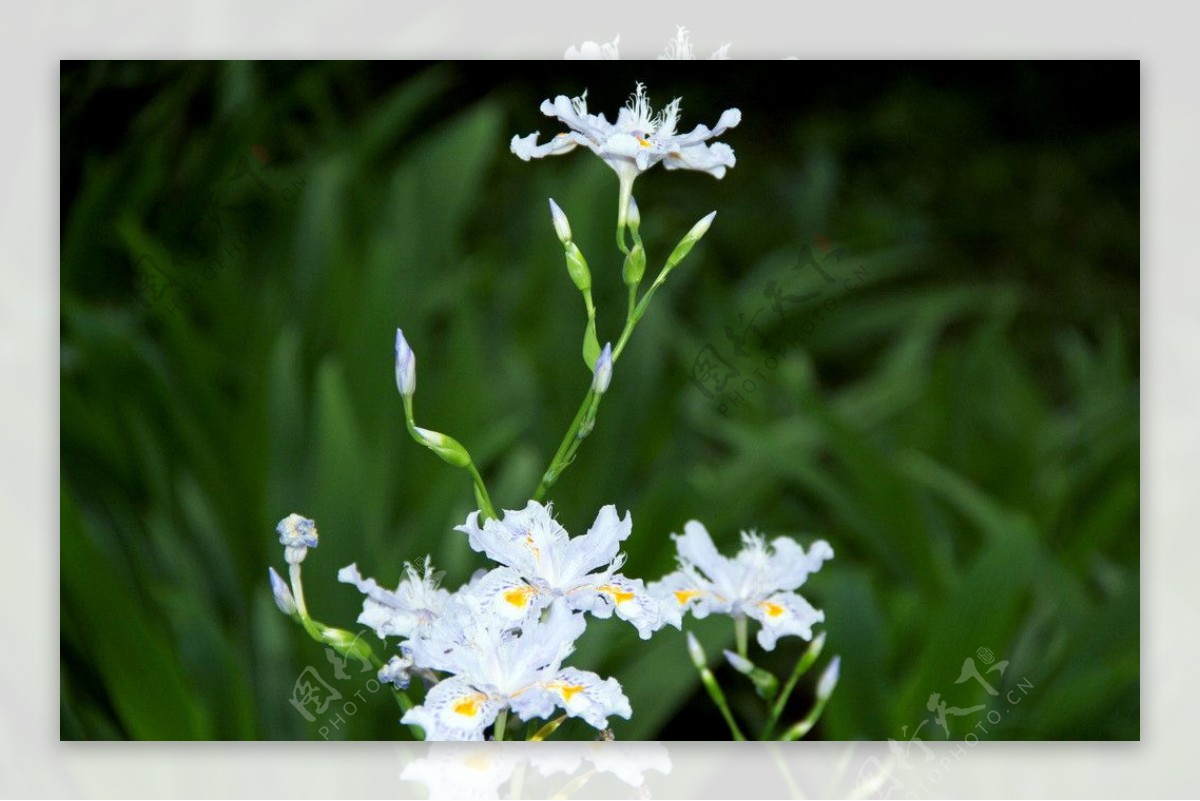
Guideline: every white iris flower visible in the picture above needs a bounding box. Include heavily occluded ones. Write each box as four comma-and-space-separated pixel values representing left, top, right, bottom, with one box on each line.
455, 501, 662, 639
401, 599, 631, 741
337, 555, 451, 640
650, 521, 833, 651
511, 83, 740, 226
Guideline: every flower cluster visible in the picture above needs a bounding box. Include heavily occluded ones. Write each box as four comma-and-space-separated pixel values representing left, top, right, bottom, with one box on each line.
512, 83, 740, 228
270, 501, 832, 740
267, 83, 839, 741
336, 502, 653, 740
650, 522, 833, 650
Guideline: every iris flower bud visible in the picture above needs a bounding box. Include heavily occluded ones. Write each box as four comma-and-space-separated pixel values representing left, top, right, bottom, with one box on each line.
592, 343, 613, 394
548, 198, 572, 245
395, 328, 416, 398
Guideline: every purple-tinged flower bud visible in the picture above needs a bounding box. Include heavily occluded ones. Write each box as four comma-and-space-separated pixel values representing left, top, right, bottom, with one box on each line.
592, 342, 613, 395
268, 566, 296, 616
395, 328, 416, 397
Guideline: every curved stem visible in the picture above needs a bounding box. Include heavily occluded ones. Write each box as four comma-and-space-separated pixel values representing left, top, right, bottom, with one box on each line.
763, 633, 825, 739
694, 658, 747, 741
466, 462, 498, 521
533, 389, 596, 501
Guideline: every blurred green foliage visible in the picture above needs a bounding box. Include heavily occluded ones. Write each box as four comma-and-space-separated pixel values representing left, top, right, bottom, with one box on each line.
60, 62, 1138, 740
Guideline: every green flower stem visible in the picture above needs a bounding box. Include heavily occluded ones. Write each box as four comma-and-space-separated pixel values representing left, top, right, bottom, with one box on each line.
465, 462, 499, 521
735, 615, 749, 660
494, 708, 508, 742
289, 564, 311, 620
583, 287, 597, 326
762, 632, 826, 739
630, 267, 672, 324
402, 397, 498, 521
290, 606, 421, 739
534, 199, 700, 498
780, 693, 832, 741
616, 178, 633, 254
694, 660, 747, 741
533, 389, 596, 500
767, 743, 804, 796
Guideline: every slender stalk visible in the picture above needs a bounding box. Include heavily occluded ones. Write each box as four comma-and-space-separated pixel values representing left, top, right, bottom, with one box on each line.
780, 694, 831, 741
615, 177, 632, 254
288, 564, 309, 619
494, 708, 508, 742
466, 462, 498, 520
404, 397, 498, 521
534, 191, 694, 498
509, 758, 526, 800
735, 615, 749, 660
695, 661, 747, 741
763, 632, 825, 739
766, 742, 804, 797
533, 389, 595, 500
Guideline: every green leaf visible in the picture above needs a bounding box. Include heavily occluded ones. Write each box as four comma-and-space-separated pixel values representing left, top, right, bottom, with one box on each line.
61, 490, 211, 739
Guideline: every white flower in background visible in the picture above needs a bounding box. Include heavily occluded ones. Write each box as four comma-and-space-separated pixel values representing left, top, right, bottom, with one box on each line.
401, 600, 631, 740
400, 743, 521, 798
338, 555, 451, 640
562, 29, 731, 60
510, 83, 740, 226
564, 34, 620, 60
455, 501, 662, 639
660, 26, 731, 60
649, 521, 833, 650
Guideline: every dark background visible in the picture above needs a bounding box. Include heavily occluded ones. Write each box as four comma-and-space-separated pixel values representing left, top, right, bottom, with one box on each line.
60, 61, 1139, 740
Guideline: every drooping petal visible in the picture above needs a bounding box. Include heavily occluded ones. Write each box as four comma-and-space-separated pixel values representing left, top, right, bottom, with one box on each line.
746, 591, 825, 651
465, 566, 548, 623
401, 677, 503, 741
540, 94, 613, 143
509, 599, 586, 679
568, 574, 662, 640
646, 569, 726, 628
400, 743, 520, 797
662, 140, 737, 179
585, 740, 673, 787
511, 667, 632, 732
510, 130, 586, 161
670, 108, 742, 146
337, 562, 447, 639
